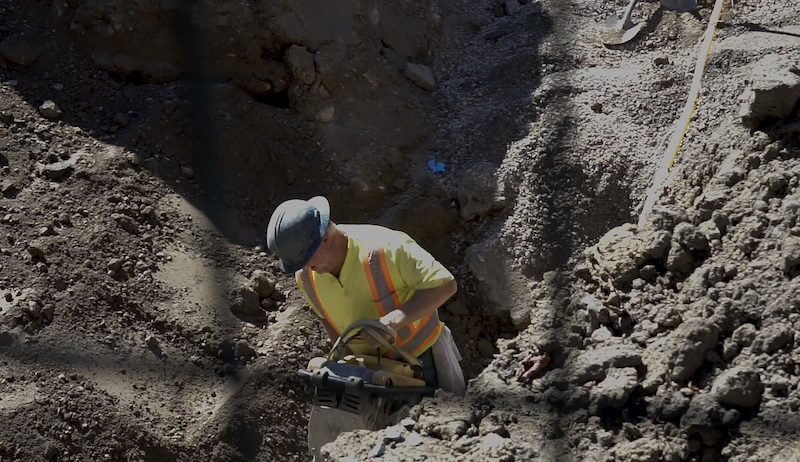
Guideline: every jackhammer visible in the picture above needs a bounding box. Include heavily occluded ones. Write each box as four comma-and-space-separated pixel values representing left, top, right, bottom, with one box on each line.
297, 320, 433, 460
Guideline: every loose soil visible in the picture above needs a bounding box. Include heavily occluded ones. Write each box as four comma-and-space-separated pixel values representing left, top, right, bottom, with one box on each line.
1, 0, 799, 461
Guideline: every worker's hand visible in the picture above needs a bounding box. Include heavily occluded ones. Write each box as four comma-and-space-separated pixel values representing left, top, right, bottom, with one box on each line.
379, 310, 408, 333
353, 315, 404, 349
357, 328, 393, 349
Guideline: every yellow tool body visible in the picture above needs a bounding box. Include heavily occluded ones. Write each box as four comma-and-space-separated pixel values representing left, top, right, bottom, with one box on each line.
371, 370, 426, 387
303, 320, 431, 461
306, 354, 425, 386
341, 354, 417, 378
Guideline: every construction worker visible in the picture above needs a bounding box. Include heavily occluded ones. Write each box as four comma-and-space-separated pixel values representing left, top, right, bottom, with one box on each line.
266, 196, 466, 396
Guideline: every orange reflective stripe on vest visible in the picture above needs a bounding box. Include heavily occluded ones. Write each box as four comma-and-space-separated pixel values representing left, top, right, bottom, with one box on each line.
300, 249, 442, 358
299, 269, 339, 336
364, 249, 411, 340
364, 248, 441, 357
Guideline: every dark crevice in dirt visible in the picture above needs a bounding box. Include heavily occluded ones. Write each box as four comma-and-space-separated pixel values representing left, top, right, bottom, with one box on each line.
253, 90, 291, 109
729, 21, 800, 39
108, 71, 151, 86
139, 443, 179, 462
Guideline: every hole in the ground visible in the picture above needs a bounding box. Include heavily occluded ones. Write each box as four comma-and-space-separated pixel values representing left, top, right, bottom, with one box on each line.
108, 71, 150, 86
260, 46, 288, 61
140, 442, 178, 462
253, 91, 291, 109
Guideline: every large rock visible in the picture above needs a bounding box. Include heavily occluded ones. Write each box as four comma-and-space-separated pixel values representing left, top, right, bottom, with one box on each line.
681, 394, 738, 445
750, 324, 793, 354
403, 63, 435, 91
672, 223, 708, 252
642, 318, 719, 390
250, 270, 276, 298
711, 365, 763, 407
781, 236, 800, 273
589, 367, 639, 412
457, 163, 506, 221
731, 323, 757, 346
645, 391, 690, 421
39, 100, 63, 119
314, 105, 335, 123
694, 187, 730, 221
0, 38, 42, 67
503, 0, 521, 15
564, 344, 643, 384
41, 155, 79, 179
646, 205, 688, 232
584, 224, 671, 288
709, 297, 747, 335
739, 54, 800, 128
665, 241, 694, 275
284, 45, 316, 85
229, 285, 260, 315
414, 398, 475, 439
235, 72, 273, 96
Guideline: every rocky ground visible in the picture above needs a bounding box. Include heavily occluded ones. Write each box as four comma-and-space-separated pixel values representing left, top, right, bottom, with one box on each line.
0, 0, 799, 461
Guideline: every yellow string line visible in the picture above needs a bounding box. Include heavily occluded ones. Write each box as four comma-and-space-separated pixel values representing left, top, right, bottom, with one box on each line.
637, 0, 727, 227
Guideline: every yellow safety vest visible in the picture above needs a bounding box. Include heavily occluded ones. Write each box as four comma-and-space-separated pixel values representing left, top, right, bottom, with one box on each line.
299, 247, 442, 357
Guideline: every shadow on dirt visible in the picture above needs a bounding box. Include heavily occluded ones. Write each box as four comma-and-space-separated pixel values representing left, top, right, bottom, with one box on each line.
1, 0, 326, 452
0, 1, 324, 248
723, 21, 800, 39
1, 334, 311, 461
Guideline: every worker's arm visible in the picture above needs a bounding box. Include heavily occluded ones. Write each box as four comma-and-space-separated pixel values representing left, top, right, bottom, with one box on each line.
320, 318, 339, 343
380, 279, 457, 332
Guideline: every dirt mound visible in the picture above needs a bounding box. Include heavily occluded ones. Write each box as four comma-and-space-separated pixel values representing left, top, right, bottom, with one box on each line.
324, 0, 800, 461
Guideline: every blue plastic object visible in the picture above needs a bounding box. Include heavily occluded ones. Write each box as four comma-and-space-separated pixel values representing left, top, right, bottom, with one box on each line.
428, 155, 446, 173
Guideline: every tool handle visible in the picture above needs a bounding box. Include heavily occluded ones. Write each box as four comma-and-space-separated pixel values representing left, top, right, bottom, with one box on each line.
621, 0, 640, 28
298, 368, 433, 397
329, 319, 421, 368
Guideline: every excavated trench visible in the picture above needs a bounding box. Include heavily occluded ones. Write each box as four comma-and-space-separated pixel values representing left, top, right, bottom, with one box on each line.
2, 0, 800, 461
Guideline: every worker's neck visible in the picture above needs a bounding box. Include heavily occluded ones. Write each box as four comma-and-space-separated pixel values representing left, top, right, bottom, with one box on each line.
329, 229, 348, 277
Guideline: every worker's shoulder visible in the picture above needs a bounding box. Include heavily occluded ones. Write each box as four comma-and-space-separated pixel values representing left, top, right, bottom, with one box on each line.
294, 268, 306, 282
340, 224, 413, 249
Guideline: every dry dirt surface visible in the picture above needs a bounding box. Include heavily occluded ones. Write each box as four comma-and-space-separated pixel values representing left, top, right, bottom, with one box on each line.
1, 0, 800, 461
